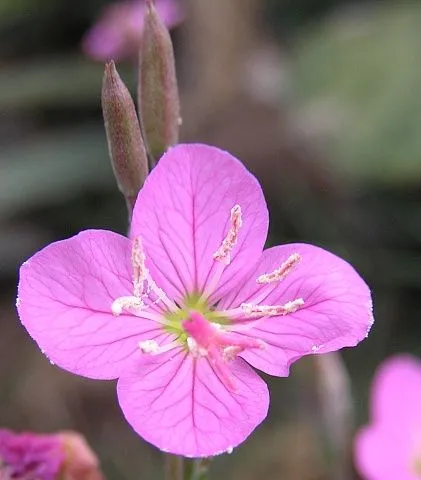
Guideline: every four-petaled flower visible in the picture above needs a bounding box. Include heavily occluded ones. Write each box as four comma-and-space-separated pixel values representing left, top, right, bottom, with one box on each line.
82, 0, 184, 61
17, 144, 373, 457
355, 355, 421, 480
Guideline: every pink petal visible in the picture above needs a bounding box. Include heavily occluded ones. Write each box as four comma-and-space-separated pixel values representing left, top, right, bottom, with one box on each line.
17, 230, 169, 379
370, 355, 421, 428
220, 243, 373, 376
117, 349, 269, 457
131, 144, 268, 302
354, 425, 416, 480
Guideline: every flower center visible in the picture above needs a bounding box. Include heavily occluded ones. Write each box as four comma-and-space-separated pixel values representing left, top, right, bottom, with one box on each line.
182, 311, 264, 390
111, 204, 305, 390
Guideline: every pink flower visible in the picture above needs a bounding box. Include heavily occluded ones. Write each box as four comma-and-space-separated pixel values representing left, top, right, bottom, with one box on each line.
17, 144, 373, 457
355, 355, 421, 480
0, 429, 102, 480
0, 430, 63, 480
82, 0, 183, 61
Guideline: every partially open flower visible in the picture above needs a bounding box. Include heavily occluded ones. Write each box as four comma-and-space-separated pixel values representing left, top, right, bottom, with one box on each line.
17, 143, 373, 457
82, 0, 184, 61
355, 355, 421, 480
0, 429, 103, 480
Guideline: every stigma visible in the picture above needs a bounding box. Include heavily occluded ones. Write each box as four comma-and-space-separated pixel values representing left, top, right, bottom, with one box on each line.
182, 311, 264, 391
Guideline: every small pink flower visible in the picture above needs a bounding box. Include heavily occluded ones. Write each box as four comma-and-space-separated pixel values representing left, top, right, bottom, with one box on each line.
355, 355, 421, 480
82, 0, 183, 61
0, 429, 102, 480
0, 430, 63, 480
17, 144, 373, 457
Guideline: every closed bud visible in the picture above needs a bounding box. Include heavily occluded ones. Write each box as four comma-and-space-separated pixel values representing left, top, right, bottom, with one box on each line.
139, 0, 180, 161
102, 61, 148, 212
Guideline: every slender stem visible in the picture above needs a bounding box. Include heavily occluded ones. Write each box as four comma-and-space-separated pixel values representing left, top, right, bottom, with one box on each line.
313, 352, 354, 480
165, 454, 184, 480
189, 458, 211, 480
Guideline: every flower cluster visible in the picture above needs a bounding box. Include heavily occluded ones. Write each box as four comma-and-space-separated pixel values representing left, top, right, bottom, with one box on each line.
17, 144, 373, 457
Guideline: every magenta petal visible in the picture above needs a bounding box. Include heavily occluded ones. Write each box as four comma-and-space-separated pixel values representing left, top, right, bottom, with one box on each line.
354, 355, 421, 480
131, 144, 268, 302
370, 355, 421, 427
220, 243, 373, 376
17, 230, 167, 379
354, 426, 414, 480
117, 349, 269, 457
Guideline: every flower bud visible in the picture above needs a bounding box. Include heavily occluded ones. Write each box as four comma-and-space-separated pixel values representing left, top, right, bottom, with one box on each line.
138, 0, 180, 161
102, 61, 148, 211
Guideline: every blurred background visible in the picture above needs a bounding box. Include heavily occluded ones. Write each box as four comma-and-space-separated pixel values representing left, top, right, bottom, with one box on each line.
1, 0, 420, 478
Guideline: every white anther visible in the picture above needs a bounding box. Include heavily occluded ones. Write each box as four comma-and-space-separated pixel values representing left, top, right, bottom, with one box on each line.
222, 346, 243, 361
139, 339, 181, 355
139, 340, 159, 353
187, 337, 207, 358
257, 253, 301, 284
111, 237, 176, 316
213, 205, 242, 265
112, 296, 144, 316
241, 298, 304, 317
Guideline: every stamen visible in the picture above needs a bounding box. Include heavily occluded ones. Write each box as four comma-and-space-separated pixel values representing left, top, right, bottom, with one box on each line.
257, 253, 301, 284
138, 339, 159, 353
213, 205, 242, 265
187, 337, 208, 357
241, 298, 304, 317
139, 339, 180, 355
132, 237, 147, 297
222, 340, 265, 361
111, 236, 176, 317
112, 296, 143, 316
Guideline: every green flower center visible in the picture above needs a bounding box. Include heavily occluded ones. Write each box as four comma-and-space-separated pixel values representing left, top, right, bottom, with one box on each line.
164, 293, 229, 343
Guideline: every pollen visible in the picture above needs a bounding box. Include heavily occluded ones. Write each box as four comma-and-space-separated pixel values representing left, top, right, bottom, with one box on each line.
139, 339, 159, 353
132, 236, 147, 298
111, 236, 173, 315
241, 298, 304, 317
213, 204, 242, 265
112, 296, 144, 316
257, 253, 301, 284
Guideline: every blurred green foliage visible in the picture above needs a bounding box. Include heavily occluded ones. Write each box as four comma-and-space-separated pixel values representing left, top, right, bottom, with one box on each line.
293, 2, 421, 185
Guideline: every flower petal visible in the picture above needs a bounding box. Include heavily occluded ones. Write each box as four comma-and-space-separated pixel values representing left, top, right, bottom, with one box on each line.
370, 355, 421, 427
17, 230, 168, 379
130, 144, 268, 302
354, 425, 414, 480
220, 243, 373, 376
117, 349, 269, 457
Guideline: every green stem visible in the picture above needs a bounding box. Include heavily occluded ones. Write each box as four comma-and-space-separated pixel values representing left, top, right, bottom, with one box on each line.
165, 454, 184, 480
189, 458, 211, 480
